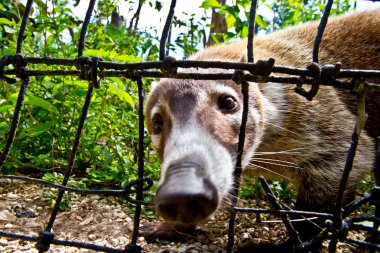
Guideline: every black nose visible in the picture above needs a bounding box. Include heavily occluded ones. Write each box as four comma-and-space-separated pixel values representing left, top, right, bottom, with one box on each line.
155, 160, 218, 224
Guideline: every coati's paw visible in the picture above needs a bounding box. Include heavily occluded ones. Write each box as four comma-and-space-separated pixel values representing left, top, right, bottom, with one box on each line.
139, 221, 195, 243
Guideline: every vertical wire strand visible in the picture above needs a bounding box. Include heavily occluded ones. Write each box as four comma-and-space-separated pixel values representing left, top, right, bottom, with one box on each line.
160, 0, 177, 60
247, 0, 258, 63
41, 0, 96, 243
373, 137, 380, 252
78, 0, 97, 57
226, 1, 258, 251
9, 0, 37, 247
16, 0, 34, 54
166, 24, 172, 57
45, 83, 94, 231
226, 79, 249, 253
334, 89, 366, 230
312, 0, 334, 63
0, 77, 30, 169
128, 78, 145, 250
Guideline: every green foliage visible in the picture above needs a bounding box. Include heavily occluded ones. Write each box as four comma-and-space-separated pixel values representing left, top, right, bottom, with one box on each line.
240, 178, 296, 204
269, 0, 352, 32
201, 0, 354, 44
356, 174, 376, 215
42, 172, 87, 211
0, 0, 161, 195
172, 13, 207, 59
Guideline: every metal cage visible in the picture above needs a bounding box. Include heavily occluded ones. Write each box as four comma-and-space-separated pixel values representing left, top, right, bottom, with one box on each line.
0, 0, 380, 252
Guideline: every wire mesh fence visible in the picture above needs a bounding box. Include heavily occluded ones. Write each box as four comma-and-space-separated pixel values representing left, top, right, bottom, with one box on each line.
0, 0, 380, 252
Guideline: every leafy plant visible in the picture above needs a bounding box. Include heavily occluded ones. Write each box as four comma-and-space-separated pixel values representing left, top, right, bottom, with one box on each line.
240, 178, 296, 205
0, 0, 161, 194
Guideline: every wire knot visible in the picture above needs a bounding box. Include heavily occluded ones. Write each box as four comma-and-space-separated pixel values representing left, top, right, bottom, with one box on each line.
160, 56, 177, 74
76, 56, 91, 80
336, 221, 349, 242
321, 62, 341, 82
295, 62, 321, 101
91, 56, 103, 88
251, 58, 275, 76
124, 178, 154, 205
35, 230, 55, 252
232, 70, 246, 84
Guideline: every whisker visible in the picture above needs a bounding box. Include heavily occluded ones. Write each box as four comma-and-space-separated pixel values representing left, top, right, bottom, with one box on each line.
251, 159, 303, 170
252, 157, 300, 166
229, 193, 249, 204
254, 147, 304, 156
246, 164, 293, 181
264, 121, 300, 136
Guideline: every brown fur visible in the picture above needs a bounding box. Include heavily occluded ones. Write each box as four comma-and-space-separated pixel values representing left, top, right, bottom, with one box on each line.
190, 9, 379, 212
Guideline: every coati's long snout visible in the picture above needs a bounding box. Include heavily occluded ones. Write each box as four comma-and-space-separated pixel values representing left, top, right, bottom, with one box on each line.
145, 77, 264, 224
155, 154, 218, 224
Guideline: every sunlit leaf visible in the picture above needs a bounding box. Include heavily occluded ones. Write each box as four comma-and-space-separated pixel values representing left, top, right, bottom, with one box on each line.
0, 105, 13, 112
225, 14, 236, 29
0, 3, 7, 12
30, 121, 56, 136
255, 14, 268, 29
107, 85, 134, 107
0, 18, 11, 26
10, 92, 59, 115
200, 0, 220, 9
114, 54, 142, 63
26, 94, 60, 115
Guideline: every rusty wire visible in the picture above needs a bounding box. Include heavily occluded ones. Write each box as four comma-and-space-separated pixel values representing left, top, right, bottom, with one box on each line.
0, 0, 380, 252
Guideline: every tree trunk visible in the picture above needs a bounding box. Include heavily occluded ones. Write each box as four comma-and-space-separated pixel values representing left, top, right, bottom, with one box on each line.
111, 8, 124, 27
206, 0, 227, 46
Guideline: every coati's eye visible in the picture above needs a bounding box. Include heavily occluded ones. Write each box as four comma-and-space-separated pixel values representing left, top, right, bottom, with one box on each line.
218, 95, 238, 112
152, 113, 163, 134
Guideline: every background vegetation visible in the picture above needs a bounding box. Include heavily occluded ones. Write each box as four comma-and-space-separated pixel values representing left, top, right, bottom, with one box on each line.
0, 0, 370, 208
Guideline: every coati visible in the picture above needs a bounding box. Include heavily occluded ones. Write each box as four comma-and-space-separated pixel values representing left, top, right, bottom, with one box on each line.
142, 9, 380, 249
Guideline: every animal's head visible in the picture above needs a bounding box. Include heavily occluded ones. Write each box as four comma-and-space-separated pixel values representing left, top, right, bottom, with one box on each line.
145, 70, 265, 225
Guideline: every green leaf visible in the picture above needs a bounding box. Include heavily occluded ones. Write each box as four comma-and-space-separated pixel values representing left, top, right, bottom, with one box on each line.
107, 86, 134, 107
114, 54, 142, 63
10, 93, 59, 115
47, 35, 55, 45
83, 48, 109, 59
200, 0, 220, 9
30, 121, 56, 136
0, 122, 9, 135
225, 14, 236, 29
0, 18, 11, 26
26, 94, 60, 115
0, 4, 7, 12
34, 0, 47, 14
10, 93, 28, 105
255, 14, 268, 29
155, 1, 163, 11
0, 105, 13, 112
238, 25, 249, 38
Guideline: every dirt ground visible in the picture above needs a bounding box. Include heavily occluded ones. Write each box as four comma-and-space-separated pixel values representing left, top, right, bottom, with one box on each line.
0, 178, 367, 252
